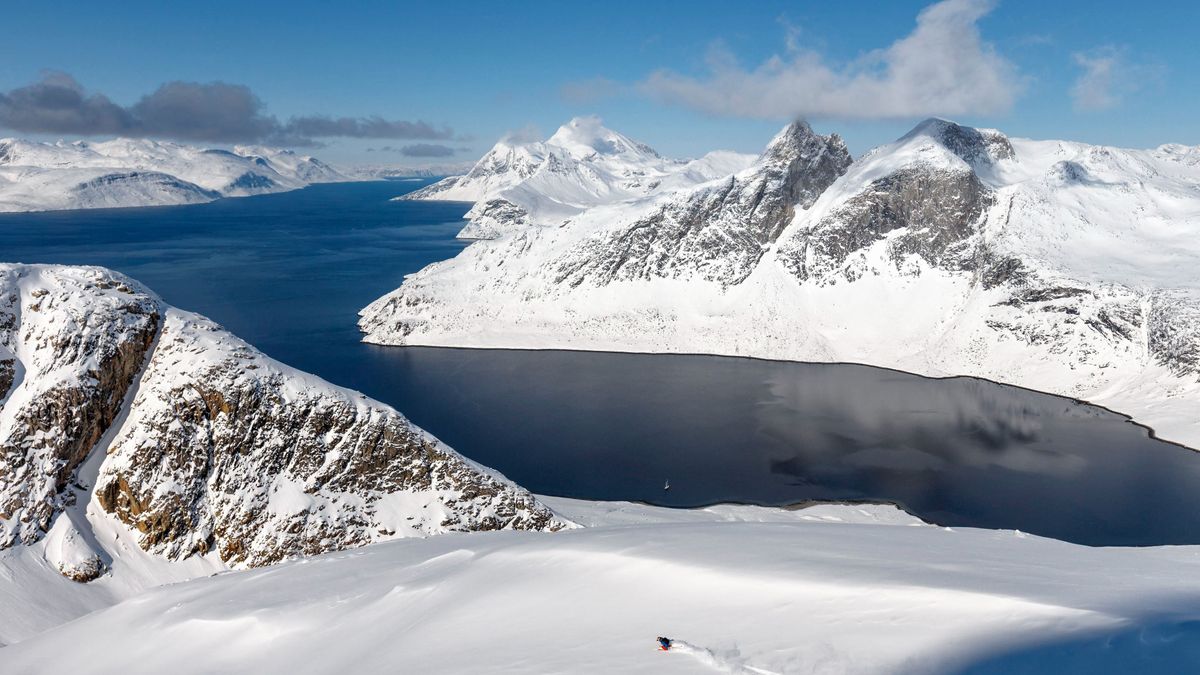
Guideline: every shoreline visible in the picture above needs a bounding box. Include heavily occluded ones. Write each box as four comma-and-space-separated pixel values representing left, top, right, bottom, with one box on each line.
359, 338, 1198, 454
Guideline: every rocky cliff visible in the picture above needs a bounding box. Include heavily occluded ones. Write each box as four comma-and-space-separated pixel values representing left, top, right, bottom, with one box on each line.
0, 264, 563, 581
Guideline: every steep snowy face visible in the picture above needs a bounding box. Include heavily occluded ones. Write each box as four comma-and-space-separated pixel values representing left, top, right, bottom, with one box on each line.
0, 138, 350, 212
0, 266, 160, 553
0, 264, 562, 581
361, 119, 1200, 448
545, 115, 663, 162
401, 138, 549, 204
400, 116, 756, 239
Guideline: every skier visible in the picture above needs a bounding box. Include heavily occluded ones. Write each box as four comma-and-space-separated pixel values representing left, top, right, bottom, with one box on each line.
657, 636, 673, 651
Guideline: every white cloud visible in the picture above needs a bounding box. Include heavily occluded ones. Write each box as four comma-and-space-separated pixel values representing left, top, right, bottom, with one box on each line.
637, 0, 1021, 120
1069, 47, 1139, 112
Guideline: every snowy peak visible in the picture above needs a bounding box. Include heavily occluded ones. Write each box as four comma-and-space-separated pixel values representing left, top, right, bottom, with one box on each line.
759, 120, 845, 165
469, 138, 547, 181
401, 116, 756, 239
895, 117, 1015, 168
754, 120, 853, 210
546, 116, 662, 161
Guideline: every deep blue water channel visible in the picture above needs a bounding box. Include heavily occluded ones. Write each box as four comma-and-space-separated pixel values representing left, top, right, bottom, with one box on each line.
2, 180, 1197, 546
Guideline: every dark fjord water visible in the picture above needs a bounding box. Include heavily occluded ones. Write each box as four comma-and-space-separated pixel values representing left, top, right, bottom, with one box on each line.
2, 180, 1198, 546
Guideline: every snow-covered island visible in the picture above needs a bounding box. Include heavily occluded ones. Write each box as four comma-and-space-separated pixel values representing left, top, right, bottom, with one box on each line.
366, 117, 1200, 450
0, 137, 352, 212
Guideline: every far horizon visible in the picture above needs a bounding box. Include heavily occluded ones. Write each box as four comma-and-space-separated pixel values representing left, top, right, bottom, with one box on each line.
4, 111, 1193, 175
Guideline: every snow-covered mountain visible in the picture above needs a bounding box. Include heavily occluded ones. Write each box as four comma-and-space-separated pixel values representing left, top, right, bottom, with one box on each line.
400, 116, 756, 239
361, 119, 1200, 449
0, 264, 561, 588
0, 138, 351, 212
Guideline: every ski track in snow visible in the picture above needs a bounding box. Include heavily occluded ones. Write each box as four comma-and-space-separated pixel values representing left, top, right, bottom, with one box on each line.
670, 640, 780, 675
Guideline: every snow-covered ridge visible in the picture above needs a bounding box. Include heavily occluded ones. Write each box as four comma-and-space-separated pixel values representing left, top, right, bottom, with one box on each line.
361, 118, 1200, 449
349, 162, 476, 180
399, 115, 756, 239
6, 498, 1200, 672
0, 137, 351, 212
0, 264, 562, 590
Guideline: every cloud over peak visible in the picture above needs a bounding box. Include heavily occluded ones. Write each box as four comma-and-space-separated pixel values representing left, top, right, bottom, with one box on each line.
0, 72, 455, 147
1069, 46, 1158, 112
637, 0, 1021, 120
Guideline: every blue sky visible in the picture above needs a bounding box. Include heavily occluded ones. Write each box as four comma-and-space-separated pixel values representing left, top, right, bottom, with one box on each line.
1, 0, 1195, 164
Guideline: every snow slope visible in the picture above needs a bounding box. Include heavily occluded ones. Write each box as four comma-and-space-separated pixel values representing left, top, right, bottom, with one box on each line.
361, 119, 1200, 449
400, 116, 755, 239
4, 498, 1200, 673
0, 137, 350, 212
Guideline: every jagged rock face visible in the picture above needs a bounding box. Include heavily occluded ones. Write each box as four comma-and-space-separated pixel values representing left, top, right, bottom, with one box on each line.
0, 266, 160, 548
0, 291, 17, 403
779, 167, 993, 284
0, 264, 563, 579
95, 310, 562, 568
1147, 293, 1200, 378
459, 198, 532, 240
555, 122, 852, 286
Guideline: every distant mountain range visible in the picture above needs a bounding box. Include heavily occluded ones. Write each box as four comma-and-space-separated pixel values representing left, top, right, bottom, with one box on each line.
399, 116, 755, 239
350, 162, 475, 180
364, 117, 1200, 449
0, 137, 359, 212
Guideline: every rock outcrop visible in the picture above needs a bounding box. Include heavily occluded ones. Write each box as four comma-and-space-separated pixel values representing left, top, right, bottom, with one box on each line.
0, 266, 159, 549
0, 264, 563, 580
96, 310, 560, 567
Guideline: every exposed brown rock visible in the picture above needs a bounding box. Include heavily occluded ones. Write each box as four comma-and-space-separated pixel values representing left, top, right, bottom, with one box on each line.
0, 266, 159, 549
95, 310, 563, 568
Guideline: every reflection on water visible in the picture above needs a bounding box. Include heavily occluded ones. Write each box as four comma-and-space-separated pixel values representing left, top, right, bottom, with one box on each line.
351, 347, 1199, 546
1, 181, 1198, 546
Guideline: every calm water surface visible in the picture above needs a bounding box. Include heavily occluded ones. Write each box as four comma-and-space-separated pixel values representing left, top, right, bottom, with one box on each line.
2, 180, 1197, 546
